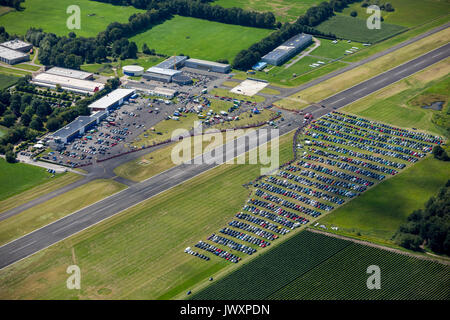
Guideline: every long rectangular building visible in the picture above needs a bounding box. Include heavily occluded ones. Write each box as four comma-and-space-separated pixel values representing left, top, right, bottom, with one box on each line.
51, 111, 107, 143
0, 46, 29, 65
155, 56, 188, 70
261, 33, 313, 66
0, 39, 33, 52
143, 67, 182, 83
184, 58, 230, 73
88, 88, 135, 112
31, 73, 104, 94
45, 67, 94, 80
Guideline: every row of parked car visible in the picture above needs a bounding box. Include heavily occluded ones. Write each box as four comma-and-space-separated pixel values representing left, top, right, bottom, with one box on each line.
307, 148, 398, 175
207, 234, 256, 255
330, 112, 444, 145
220, 227, 271, 248
241, 205, 303, 229
247, 198, 310, 224
277, 170, 360, 198
235, 212, 290, 235
228, 220, 278, 241
308, 140, 406, 169
262, 177, 345, 205
184, 247, 210, 261
306, 126, 426, 159
314, 119, 433, 153
195, 241, 241, 263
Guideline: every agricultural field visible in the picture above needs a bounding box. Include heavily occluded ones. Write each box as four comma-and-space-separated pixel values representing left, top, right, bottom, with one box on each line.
315, 15, 407, 43
0, 179, 126, 246
0, 73, 20, 89
129, 15, 273, 63
191, 230, 450, 300
213, 0, 322, 22
0, 132, 294, 300
0, 158, 56, 201
0, 0, 144, 37
340, 0, 450, 27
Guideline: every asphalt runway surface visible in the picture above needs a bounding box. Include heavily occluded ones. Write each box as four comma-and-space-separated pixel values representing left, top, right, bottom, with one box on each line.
0, 39, 449, 270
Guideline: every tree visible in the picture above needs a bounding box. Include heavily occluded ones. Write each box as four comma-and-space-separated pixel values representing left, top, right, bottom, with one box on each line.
5, 150, 16, 163
2, 113, 16, 127
350, 11, 357, 17
395, 233, 422, 251
29, 115, 43, 131
432, 145, 449, 161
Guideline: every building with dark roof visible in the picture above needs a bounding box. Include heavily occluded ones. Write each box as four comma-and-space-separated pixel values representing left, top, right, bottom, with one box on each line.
143, 67, 182, 83
184, 58, 230, 73
261, 33, 313, 66
51, 111, 107, 144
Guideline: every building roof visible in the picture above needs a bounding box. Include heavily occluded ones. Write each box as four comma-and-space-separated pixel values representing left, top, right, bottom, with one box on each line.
88, 88, 135, 110
32, 73, 104, 93
262, 33, 312, 62
185, 58, 230, 68
0, 39, 32, 51
0, 46, 28, 60
46, 67, 93, 80
122, 65, 144, 72
52, 116, 96, 139
145, 67, 182, 76
155, 56, 188, 69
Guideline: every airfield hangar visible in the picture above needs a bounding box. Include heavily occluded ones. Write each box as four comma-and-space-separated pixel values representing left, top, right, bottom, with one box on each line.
261, 33, 313, 66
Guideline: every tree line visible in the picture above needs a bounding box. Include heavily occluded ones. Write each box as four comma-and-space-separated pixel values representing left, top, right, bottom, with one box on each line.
394, 179, 450, 256
0, 0, 24, 10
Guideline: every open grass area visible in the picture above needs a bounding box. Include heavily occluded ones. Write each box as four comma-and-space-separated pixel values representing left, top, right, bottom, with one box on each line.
315, 156, 450, 245
0, 158, 57, 202
129, 15, 273, 63
0, 132, 293, 299
275, 28, 450, 110
0, 172, 81, 214
340, 62, 450, 137
0, 65, 31, 77
191, 230, 450, 300
0, 179, 126, 246
315, 15, 407, 43
340, 0, 450, 27
213, 0, 322, 23
13, 63, 40, 71
0, 73, 19, 90
0, 0, 144, 37
81, 54, 164, 77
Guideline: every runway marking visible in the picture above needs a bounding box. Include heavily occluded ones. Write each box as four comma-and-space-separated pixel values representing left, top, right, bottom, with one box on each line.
9, 240, 37, 254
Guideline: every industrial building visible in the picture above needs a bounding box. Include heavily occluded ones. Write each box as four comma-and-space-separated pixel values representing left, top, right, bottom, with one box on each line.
143, 67, 182, 83
122, 65, 144, 76
184, 58, 230, 73
88, 88, 135, 112
155, 56, 188, 70
45, 67, 94, 80
0, 39, 33, 52
261, 33, 313, 66
0, 46, 29, 65
172, 73, 193, 85
150, 87, 177, 99
51, 111, 107, 144
31, 73, 104, 94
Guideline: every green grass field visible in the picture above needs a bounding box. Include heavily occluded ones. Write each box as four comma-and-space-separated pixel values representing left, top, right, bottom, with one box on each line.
0, 73, 20, 89
129, 15, 273, 63
340, 0, 450, 27
316, 156, 450, 244
0, 179, 126, 246
213, 0, 322, 22
0, 158, 58, 201
0, 0, 144, 37
192, 230, 450, 299
0, 172, 81, 214
315, 15, 407, 43
0, 132, 293, 299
